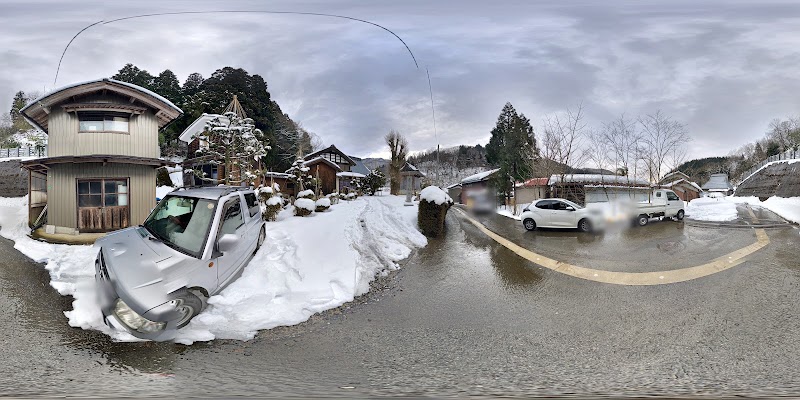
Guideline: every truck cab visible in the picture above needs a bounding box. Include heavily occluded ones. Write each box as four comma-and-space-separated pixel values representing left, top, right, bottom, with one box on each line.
634, 189, 685, 226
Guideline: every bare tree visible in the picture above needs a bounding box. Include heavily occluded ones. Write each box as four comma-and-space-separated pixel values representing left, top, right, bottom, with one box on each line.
601, 114, 641, 178
539, 104, 589, 183
385, 130, 408, 195
637, 110, 690, 183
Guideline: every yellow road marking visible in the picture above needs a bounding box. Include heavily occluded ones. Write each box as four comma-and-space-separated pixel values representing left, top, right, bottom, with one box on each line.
457, 210, 769, 286
746, 206, 760, 223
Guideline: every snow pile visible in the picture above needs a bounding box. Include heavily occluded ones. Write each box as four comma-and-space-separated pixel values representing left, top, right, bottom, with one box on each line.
497, 209, 521, 220
346, 192, 356, 199
315, 197, 331, 208
166, 166, 183, 187
260, 186, 273, 195
685, 197, 738, 221
294, 198, 315, 211
297, 189, 314, 198
0, 195, 427, 344
420, 186, 452, 205
728, 196, 800, 224
265, 196, 283, 206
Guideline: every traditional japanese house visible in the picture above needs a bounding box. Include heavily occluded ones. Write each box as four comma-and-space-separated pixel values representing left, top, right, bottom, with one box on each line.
20, 78, 181, 236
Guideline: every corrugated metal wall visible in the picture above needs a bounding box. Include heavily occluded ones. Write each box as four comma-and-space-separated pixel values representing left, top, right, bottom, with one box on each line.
47, 163, 156, 229
47, 108, 159, 158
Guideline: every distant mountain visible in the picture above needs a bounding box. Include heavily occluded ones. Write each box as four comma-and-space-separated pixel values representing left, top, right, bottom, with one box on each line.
674, 157, 732, 185
362, 158, 389, 171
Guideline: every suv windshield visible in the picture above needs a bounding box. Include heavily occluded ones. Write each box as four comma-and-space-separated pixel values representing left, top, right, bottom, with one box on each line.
142, 195, 217, 258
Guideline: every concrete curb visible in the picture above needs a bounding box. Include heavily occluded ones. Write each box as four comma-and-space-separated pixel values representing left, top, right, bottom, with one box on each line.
685, 219, 794, 229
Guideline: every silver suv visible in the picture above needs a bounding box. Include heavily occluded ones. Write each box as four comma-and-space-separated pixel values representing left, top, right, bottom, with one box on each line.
95, 186, 266, 341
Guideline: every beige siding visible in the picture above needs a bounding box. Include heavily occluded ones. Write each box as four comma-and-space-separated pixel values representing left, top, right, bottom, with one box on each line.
47, 163, 156, 229
47, 108, 160, 158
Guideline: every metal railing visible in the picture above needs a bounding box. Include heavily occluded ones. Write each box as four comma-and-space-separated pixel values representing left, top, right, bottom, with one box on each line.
0, 145, 47, 159
739, 148, 800, 184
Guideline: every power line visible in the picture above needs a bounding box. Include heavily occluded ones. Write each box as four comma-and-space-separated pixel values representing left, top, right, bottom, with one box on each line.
54, 10, 419, 85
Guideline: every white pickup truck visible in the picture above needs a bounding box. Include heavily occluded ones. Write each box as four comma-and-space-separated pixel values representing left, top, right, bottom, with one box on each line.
634, 189, 685, 226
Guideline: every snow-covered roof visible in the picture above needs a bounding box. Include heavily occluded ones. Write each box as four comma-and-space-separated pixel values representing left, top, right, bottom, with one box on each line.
20, 78, 183, 133
663, 178, 703, 192
178, 113, 229, 142
461, 168, 500, 185
660, 170, 690, 184
336, 171, 366, 178
701, 173, 734, 190
547, 174, 650, 186
446, 183, 461, 189
304, 156, 342, 171
264, 172, 290, 179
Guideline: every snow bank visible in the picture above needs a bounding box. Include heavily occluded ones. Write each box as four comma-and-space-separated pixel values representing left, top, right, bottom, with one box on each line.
687, 195, 800, 224
0, 195, 427, 344
420, 186, 452, 205
685, 197, 738, 221
294, 198, 315, 211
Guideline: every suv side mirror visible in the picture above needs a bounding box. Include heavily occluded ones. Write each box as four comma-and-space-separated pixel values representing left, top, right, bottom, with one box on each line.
217, 233, 239, 253
565, 206, 575, 211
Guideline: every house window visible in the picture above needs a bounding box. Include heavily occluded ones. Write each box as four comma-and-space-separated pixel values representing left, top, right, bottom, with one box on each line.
78, 112, 129, 133
78, 179, 128, 207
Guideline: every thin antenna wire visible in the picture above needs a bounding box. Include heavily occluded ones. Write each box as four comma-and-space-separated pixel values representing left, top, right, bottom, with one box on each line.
54, 10, 418, 86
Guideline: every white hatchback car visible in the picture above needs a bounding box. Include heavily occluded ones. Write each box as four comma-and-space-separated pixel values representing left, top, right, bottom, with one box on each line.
519, 198, 601, 232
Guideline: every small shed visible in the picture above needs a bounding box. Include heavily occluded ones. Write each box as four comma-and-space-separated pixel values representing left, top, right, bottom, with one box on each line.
399, 162, 425, 195
549, 174, 651, 206
303, 156, 342, 194
460, 168, 500, 207
446, 183, 462, 204
515, 178, 549, 206
702, 173, 734, 196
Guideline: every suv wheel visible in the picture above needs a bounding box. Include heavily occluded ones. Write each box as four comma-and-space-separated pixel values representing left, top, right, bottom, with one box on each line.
676, 210, 685, 221
172, 290, 203, 328
255, 226, 266, 253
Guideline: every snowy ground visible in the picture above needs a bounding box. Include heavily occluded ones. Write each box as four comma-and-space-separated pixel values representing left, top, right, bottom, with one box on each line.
686, 195, 800, 224
0, 194, 426, 344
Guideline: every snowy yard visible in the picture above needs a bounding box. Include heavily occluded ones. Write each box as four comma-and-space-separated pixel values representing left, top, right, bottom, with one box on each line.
686, 195, 800, 224
0, 194, 426, 344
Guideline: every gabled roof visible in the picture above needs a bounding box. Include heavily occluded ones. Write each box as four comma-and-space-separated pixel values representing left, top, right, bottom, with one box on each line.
178, 113, 229, 143
349, 156, 371, 175
462, 168, 500, 184
21, 78, 183, 133
304, 156, 342, 171
702, 173, 734, 190
303, 145, 356, 166
663, 178, 703, 192
660, 170, 691, 185
400, 162, 425, 177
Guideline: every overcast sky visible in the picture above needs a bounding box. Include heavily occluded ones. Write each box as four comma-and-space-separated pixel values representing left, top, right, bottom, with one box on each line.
2, 0, 800, 160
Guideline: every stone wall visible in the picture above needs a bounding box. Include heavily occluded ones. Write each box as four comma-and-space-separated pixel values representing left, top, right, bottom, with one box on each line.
0, 160, 28, 197
735, 161, 800, 199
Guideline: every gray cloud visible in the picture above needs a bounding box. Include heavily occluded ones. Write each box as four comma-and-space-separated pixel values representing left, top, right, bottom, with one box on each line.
2, 0, 800, 161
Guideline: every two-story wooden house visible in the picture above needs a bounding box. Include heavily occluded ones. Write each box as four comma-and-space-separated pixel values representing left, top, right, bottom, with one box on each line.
20, 78, 182, 236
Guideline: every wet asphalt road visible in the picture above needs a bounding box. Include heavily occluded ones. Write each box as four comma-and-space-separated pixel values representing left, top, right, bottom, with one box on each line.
1, 205, 800, 397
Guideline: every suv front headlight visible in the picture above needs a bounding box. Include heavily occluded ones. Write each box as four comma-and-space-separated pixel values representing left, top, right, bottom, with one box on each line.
113, 298, 166, 333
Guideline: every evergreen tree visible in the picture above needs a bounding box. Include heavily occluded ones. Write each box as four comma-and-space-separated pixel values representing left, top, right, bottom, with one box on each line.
182, 72, 204, 96
361, 169, 387, 195
152, 70, 182, 105
486, 102, 538, 196
112, 64, 155, 89
192, 112, 269, 185
10, 91, 32, 133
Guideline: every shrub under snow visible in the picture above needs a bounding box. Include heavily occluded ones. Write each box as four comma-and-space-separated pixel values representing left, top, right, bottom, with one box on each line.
418, 186, 453, 237
294, 198, 315, 216
315, 197, 331, 212
297, 189, 314, 199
